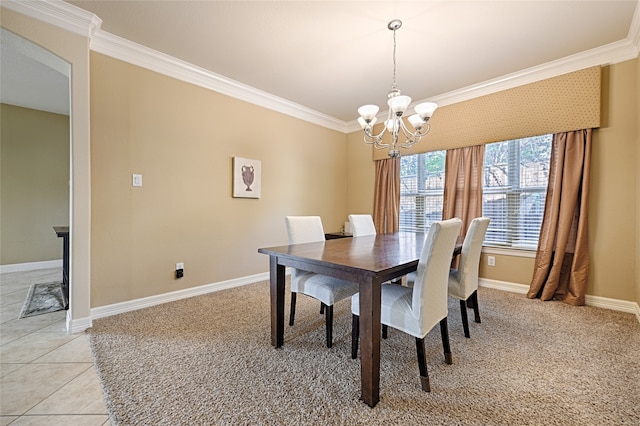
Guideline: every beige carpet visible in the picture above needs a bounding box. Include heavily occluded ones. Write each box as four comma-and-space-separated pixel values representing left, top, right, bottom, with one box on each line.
88, 280, 640, 425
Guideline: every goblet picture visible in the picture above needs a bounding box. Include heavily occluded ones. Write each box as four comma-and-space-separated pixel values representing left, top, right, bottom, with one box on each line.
233, 157, 261, 198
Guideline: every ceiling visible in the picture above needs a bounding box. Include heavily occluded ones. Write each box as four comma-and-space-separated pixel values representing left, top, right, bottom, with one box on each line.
0, 27, 70, 115
2, 1, 639, 122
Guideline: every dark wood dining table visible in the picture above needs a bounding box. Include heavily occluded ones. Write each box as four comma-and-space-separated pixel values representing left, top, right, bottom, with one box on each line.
258, 231, 457, 407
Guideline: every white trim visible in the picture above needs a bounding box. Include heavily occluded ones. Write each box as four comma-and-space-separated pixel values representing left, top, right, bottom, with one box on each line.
2, 0, 102, 38
89, 30, 348, 134
7, 0, 639, 135
585, 294, 640, 316
479, 278, 530, 294
481, 247, 537, 259
629, 0, 640, 56
479, 278, 640, 323
71, 273, 638, 333
89, 272, 271, 324
67, 311, 91, 335
0, 259, 62, 273
346, 38, 639, 133
432, 39, 638, 108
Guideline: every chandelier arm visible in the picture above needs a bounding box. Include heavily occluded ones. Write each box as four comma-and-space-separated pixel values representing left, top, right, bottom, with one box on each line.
363, 126, 389, 142
397, 121, 433, 149
398, 120, 418, 139
362, 129, 391, 150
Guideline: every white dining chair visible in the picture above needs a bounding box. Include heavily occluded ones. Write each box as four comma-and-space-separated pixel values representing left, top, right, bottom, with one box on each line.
285, 216, 359, 348
348, 214, 377, 237
448, 217, 490, 338
350, 218, 462, 392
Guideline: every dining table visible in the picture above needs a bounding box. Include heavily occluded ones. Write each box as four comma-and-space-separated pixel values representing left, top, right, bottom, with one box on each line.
258, 231, 459, 407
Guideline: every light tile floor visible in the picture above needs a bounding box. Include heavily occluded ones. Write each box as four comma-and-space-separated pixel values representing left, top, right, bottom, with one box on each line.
0, 268, 109, 425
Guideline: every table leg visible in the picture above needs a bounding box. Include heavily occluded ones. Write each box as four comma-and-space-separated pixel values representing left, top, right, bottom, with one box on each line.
269, 256, 285, 348
61, 234, 69, 309
359, 278, 382, 407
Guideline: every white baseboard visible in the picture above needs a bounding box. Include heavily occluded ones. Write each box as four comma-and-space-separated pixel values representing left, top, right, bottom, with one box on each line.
0, 260, 62, 274
66, 273, 639, 333
89, 271, 271, 323
479, 278, 530, 294
67, 311, 92, 334
479, 278, 640, 322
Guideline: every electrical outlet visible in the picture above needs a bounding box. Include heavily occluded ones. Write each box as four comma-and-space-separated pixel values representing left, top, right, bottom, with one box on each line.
487, 256, 496, 267
132, 174, 142, 187
175, 262, 184, 279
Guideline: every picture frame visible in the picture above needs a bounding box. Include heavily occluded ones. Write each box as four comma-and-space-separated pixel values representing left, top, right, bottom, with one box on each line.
233, 157, 261, 198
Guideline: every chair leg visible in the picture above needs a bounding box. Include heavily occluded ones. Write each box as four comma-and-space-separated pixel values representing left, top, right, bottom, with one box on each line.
439, 318, 453, 365
471, 290, 481, 323
415, 337, 430, 392
325, 304, 333, 348
289, 292, 297, 326
320, 302, 324, 315
351, 314, 359, 359
382, 324, 388, 339
460, 299, 470, 338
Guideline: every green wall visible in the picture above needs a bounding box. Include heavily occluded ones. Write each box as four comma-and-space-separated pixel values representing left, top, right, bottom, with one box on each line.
0, 103, 70, 265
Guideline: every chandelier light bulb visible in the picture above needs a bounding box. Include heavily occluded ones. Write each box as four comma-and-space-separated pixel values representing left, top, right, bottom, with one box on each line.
358, 116, 377, 129
358, 104, 379, 121
414, 102, 438, 120
388, 95, 411, 116
385, 119, 395, 132
408, 114, 424, 130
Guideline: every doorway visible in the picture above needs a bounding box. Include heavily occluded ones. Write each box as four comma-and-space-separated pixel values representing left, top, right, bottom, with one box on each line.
0, 28, 72, 314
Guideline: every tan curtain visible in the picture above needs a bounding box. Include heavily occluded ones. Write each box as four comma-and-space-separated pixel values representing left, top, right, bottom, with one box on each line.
527, 129, 592, 305
442, 145, 485, 235
373, 157, 400, 233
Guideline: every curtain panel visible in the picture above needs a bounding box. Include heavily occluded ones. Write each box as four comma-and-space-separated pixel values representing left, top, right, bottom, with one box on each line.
372, 157, 400, 233
527, 129, 592, 305
443, 145, 486, 236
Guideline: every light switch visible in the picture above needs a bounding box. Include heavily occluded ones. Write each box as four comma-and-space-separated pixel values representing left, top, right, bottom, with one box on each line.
132, 174, 143, 187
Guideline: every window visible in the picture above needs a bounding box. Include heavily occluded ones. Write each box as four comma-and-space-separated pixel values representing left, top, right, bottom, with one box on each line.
399, 151, 445, 232
399, 135, 552, 250
482, 135, 552, 249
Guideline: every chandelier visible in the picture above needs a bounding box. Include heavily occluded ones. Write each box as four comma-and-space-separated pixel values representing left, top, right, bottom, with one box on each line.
357, 19, 437, 158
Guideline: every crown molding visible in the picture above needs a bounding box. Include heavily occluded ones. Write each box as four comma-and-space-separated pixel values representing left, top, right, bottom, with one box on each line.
2, 0, 101, 38
90, 30, 348, 133
346, 27, 640, 132
6, 0, 639, 135
629, 0, 640, 56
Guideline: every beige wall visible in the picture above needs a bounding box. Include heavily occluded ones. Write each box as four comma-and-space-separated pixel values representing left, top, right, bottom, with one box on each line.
636, 56, 640, 308
349, 60, 639, 303
90, 53, 348, 307
346, 131, 375, 216
0, 104, 70, 264
590, 60, 637, 302
3, 5, 637, 318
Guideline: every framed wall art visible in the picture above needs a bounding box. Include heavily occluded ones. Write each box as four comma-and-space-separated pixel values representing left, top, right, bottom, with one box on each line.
233, 157, 261, 198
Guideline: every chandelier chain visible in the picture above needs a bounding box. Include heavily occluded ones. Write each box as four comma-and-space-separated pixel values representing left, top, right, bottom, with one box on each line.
391, 26, 397, 92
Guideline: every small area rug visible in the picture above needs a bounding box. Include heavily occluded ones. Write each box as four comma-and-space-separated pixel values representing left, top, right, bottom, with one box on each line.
18, 281, 66, 319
